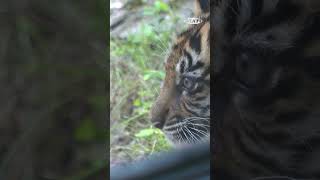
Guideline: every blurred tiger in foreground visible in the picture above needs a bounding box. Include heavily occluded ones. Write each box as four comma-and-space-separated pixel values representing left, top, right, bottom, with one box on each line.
212, 0, 320, 179
150, 0, 210, 146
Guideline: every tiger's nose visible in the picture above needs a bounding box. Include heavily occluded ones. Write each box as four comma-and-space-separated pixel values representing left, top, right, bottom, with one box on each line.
150, 108, 169, 129
151, 117, 165, 129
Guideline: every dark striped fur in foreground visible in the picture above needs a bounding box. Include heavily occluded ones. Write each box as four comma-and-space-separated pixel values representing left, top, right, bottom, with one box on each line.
212, 0, 320, 179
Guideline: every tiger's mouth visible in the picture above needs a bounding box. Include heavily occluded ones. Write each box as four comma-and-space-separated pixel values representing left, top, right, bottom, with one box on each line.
162, 117, 210, 145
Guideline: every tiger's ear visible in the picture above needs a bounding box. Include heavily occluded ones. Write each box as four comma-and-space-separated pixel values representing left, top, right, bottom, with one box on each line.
194, 0, 210, 16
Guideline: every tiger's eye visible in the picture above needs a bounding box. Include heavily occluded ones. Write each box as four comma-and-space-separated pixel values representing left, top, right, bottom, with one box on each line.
183, 77, 194, 90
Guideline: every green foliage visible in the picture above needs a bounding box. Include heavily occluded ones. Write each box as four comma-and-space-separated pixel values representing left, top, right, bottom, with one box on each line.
144, 0, 170, 15
154, 1, 170, 12
75, 118, 99, 142
143, 70, 165, 81
135, 128, 159, 138
134, 128, 171, 152
133, 127, 171, 153
0, 0, 107, 179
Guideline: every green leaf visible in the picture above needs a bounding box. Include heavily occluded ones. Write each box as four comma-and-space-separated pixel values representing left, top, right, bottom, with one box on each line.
135, 128, 161, 138
142, 25, 154, 37
154, 1, 169, 12
74, 118, 98, 142
143, 7, 156, 16
133, 98, 142, 106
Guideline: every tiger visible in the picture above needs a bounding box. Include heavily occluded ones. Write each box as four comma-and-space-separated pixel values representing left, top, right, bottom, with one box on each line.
150, 0, 211, 146
212, 0, 320, 179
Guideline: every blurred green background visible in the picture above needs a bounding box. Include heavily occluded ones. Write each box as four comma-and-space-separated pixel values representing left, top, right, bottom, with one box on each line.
0, 0, 106, 179
110, 0, 192, 165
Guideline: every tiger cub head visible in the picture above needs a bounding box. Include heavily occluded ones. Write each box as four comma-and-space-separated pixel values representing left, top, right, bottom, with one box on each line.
150, 0, 210, 146
212, 0, 320, 177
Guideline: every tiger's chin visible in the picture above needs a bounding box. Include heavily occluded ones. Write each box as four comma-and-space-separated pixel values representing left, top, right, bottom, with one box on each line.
163, 129, 210, 148
165, 136, 210, 149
